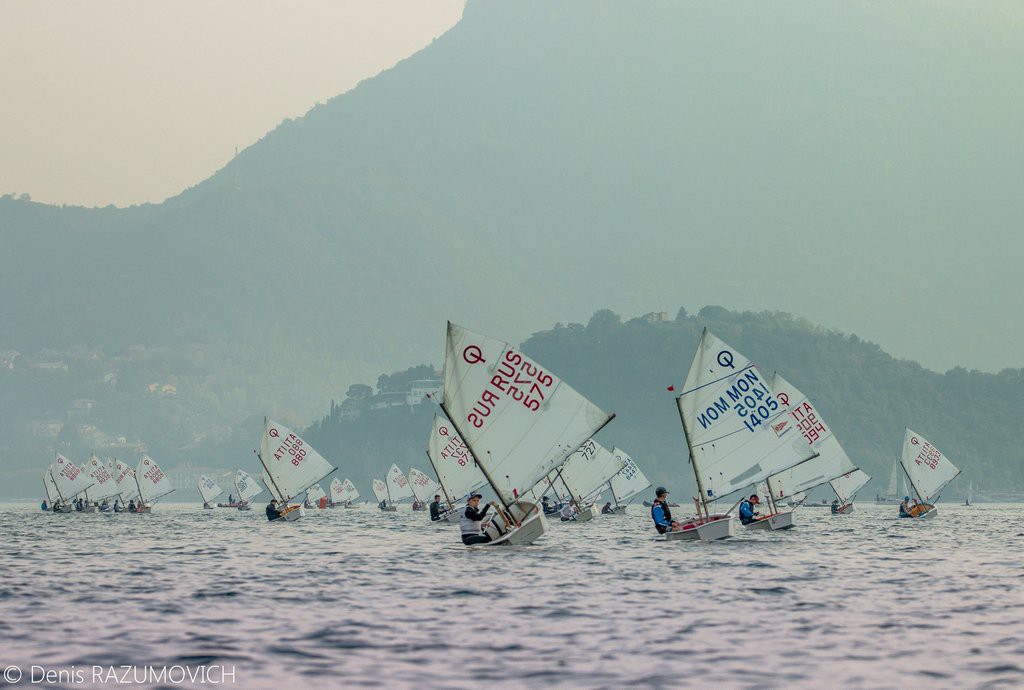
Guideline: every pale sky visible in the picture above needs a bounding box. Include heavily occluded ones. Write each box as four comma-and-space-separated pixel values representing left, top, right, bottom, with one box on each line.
0, 0, 465, 207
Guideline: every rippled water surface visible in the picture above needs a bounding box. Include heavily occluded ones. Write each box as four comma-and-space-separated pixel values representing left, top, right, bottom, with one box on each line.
1, 502, 1022, 688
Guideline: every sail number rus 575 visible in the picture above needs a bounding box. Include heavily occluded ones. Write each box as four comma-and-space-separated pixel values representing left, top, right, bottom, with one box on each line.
467, 350, 554, 428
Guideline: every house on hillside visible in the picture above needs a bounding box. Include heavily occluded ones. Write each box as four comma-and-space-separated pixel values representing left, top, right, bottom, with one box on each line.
369, 392, 408, 411
406, 379, 442, 406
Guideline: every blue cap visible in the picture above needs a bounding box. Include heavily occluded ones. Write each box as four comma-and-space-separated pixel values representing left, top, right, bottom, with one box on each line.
904, 496, 910, 501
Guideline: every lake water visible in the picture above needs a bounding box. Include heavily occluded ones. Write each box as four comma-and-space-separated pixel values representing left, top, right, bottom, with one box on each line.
1, 502, 1021, 688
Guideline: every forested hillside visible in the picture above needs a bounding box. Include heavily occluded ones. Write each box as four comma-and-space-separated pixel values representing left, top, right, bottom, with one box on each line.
304, 307, 1024, 502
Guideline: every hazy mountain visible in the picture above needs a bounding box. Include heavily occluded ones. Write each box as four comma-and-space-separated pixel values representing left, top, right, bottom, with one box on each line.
3, 1, 1023, 489
303, 307, 1024, 503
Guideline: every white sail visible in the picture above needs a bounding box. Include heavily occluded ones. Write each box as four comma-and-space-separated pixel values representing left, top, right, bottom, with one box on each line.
52, 454, 94, 500
408, 467, 441, 503
766, 373, 858, 500
442, 322, 614, 505
136, 454, 175, 503
830, 469, 871, 504
371, 478, 389, 503
86, 454, 119, 500
329, 478, 346, 502
677, 330, 816, 504
113, 459, 138, 501
609, 447, 651, 504
305, 483, 327, 504
340, 478, 359, 503
427, 414, 487, 503
386, 463, 414, 501
557, 439, 625, 503
258, 418, 337, 503
197, 475, 224, 504
886, 456, 899, 496
900, 429, 960, 502
235, 469, 264, 503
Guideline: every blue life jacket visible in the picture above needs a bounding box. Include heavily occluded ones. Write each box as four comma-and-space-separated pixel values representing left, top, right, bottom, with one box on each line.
651, 503, 672, 533
739, 500, 755, 524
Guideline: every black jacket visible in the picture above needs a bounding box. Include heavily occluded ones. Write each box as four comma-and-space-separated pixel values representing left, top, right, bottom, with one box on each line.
429, 500, 444, 521
266, 503, 282, 521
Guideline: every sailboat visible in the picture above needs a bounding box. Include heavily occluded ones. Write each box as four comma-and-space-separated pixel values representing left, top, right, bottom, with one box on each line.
51, 454, 96, 512
439, 322, 615, 546
408, 467, 440, 513
134, 454, 175, 512
85, 454, 119, 511
233, 469, 264, 510
305, 483, 327, 509
387, 464, 415, 508
425, 413, 488, 523
257, 417, 337, 522
829, 469, 871, 514
898, 428, 960, 519
43, 466, 73, 512
329, 478, 359, 507
112, 459, 139, 510
607, 448, 652, 515
964, 480, 973, 506
671, 330, 817, 541
549, 439, 625, 522
758, 372, 860, 530
372, 478, 396, 511
197, 474, 224, 509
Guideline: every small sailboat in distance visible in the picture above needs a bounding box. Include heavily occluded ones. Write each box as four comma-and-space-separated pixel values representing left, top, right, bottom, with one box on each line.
197, 475, 223, 509
964, 480, 973, 506
232, 469, 264, 509
898, 428, 960, 519
387, 464, 415, 508
43, 466, 72, 512
135, 454, 175, 512
550, 439, 625, 522
258, 417, 337, 522
305, 483, 327, 509
761, 372, 859, 529
440, 322, 615, 546
425, 413, 487, 523
408, 467, 440, 512
372, 478, 396, 511
830, 469, 871, 514
671, 330, 817, 541
113, 459, 138, 509
52, 454, 95, 512
606, 448, 652, 515
86, 454, 118, 511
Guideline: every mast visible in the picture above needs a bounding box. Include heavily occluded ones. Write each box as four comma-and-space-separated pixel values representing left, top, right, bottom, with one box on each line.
608, 479, 620, 509
675, 394, 709, 519
256, 450, 288, 503
385, 477, 393, 505
49, 468, 66, 504
425, 449, 454, 507
554, 465, 581, 511
134, 457, 145, 504
440, 401, 514, 512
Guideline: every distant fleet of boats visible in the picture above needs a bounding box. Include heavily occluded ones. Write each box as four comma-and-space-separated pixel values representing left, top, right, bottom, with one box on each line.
39, 323, 966, 542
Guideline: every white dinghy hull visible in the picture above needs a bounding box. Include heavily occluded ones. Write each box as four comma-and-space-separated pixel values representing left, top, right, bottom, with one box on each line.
283, 505, 305, 522
483, 501, 547, 546
832, 503, 854, 515
611, 505, 627, 515
379, 505, 398, 512
665, 515, 735, 542
574, 504, 599, 523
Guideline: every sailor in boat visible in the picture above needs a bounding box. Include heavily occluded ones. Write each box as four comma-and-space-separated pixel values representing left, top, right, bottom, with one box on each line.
601, 501, 614, 515
738, 494, 762, 526
831, 498, 840, 514
559, 502, 576, 522
41, 499, 48, 511
460, 493, 495, 545
898, 495, 917, 518
541, 496, 557, 515
128, 499, 137, 513
266, 499, 283, 522
429, 494, 444, 522
650, 487, 682, 534
113, 499, 122, 513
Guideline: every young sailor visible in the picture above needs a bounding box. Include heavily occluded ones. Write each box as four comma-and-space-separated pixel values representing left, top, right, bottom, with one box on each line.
559, 502, 576, 522
650, 487, 681, 533
266, 499, 283, 522
541, 496, 557, 515
601, 501, 614, 515
429, 494, 444, 522
738, 494, 761, 525
899, 495, 916, 517
460, 494, 493, 545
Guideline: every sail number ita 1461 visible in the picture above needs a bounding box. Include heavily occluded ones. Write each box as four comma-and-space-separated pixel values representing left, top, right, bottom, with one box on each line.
466, 349, 554, 428
268, 428, 306, 467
